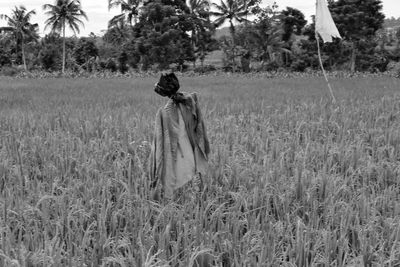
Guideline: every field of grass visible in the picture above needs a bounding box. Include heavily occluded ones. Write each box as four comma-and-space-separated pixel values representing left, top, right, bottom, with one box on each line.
1, 75, 400, 266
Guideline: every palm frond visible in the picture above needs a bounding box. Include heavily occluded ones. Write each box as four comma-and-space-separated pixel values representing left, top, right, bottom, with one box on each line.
70, 16, 85, 28
42, 4, 56, 11
44, 16, 62, 33
280, 47, 292, 54
212, 2, 227, 13
226, 0, 236, 10
78, 10, 88, 21
121, 1, 137, 11
107, 0, 139, 26
189, 0, 210, 13
0, 26, 14, 33
0, 14, 11, 21
108, 0, 123, 10
24, 9, 37, 20
108, 14, 126, 28
68, 20, 81, 34
209, 11, 225, 17
213, 16, 228, 27
24, 24, 39, 42
235, 10, 249, 18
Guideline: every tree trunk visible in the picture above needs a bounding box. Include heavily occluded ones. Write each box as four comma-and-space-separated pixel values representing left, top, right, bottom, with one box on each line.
261, 51, 268, 68
241, 55, 250, 73
192, 30, 196, 69
267, 46, 274, 62
21, 39, 27, 71
379, 37, 385, 51
229, 20, 236, 72
62, 23, 66, 74
200, 48, 205, 68
350, 41, 357, 73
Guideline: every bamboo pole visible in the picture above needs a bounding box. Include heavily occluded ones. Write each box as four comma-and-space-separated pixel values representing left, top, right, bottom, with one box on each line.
316, 33, 336, 103
315, 0, 337, 103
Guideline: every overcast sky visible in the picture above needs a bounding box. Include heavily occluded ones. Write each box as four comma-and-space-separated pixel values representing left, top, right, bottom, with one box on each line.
0, 0, 399, 37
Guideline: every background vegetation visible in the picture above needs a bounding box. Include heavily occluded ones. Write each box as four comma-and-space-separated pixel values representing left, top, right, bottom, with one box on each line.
1, 0, 400, 75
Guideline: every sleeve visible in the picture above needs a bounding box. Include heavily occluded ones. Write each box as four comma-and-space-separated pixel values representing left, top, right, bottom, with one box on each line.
149, 109, 164, 189
193, 93, 210, 159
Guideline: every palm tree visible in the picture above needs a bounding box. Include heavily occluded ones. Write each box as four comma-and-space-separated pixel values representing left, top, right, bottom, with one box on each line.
249, 24, 290, 67
108, 0, 141, 28
0, 6, 39, 70
188, 0, 210, 17
43, 0, 88, 74
103, 20, 130, 45
188, 0, 212, 67
211, 0, 248, 71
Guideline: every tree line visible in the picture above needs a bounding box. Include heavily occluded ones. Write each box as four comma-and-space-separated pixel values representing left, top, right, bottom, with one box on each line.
0, 0, 399, 75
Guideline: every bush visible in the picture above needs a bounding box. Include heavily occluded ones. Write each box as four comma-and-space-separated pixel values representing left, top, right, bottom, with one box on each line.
387, 61, 400, 78
222, 62, 241, 72
171, 64, 190, 72
194, 65, 217, 73
262, 61, 280, 72
0, 53, 12, 67
357, 52, 389, 73
73, 37, 98, 67
118, 52, 129, 74
40, 46, 61, 71
103, 59, 117, 72
388, 48, 400, 61
290, 59, 308, 72
0, 66, 21, 76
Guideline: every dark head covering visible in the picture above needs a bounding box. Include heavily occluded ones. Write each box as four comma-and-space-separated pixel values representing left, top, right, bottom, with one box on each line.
154, 72, 180, 98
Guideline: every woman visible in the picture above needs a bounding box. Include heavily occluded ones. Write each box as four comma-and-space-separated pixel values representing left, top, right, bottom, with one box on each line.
149, 73, 210, 201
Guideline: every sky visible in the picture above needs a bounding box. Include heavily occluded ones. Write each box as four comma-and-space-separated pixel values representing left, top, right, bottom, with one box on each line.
0, 0, 399, 37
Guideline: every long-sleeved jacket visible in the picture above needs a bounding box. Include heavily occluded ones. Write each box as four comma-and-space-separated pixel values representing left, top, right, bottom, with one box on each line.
149, 92, 210, 199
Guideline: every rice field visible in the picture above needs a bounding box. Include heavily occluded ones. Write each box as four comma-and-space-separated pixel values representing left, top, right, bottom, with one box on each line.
1, 75, 400, 266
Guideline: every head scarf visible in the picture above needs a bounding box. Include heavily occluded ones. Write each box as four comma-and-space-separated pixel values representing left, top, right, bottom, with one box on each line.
154, 72, 180, 98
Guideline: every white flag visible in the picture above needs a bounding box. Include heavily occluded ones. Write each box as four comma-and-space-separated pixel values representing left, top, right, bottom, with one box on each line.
316, 0, 341, 43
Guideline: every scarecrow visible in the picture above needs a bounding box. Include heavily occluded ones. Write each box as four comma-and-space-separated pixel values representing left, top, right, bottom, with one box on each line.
149, 73, 210, 201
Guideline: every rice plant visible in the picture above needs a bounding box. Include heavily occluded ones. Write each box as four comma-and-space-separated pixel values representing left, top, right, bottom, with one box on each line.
0, 75, 400, 266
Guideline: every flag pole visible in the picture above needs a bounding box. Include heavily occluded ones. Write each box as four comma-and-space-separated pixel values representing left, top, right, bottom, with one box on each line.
315, 0, 336, 103
316, 33, 336, 103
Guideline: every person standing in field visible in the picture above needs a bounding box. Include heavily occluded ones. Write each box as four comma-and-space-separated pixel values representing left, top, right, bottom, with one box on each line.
149, 73, 210, 202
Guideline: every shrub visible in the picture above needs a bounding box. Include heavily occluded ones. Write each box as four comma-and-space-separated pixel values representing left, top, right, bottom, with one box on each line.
0, 66, 20, 76
357, 52, 389, 73
118, 52, 129, 74
73, 37, 98, 67
290, 59, 308, 72
105, 58, 117, 72
193, 65, 217, 73
39, 46, 61, 71
222, 62, 242, 72
262, 61, 280, 72
0, 52, 12, 67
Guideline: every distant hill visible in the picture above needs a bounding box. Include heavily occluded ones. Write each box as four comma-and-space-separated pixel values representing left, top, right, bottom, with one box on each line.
384, 17, 400, 29
214, 27, 230, 39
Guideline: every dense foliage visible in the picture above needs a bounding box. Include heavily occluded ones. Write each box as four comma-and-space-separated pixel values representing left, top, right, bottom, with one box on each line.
329, 0, 386, 72
129, 0, 194, 70
0, 6, 39, 71
0, 0, 399, 74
